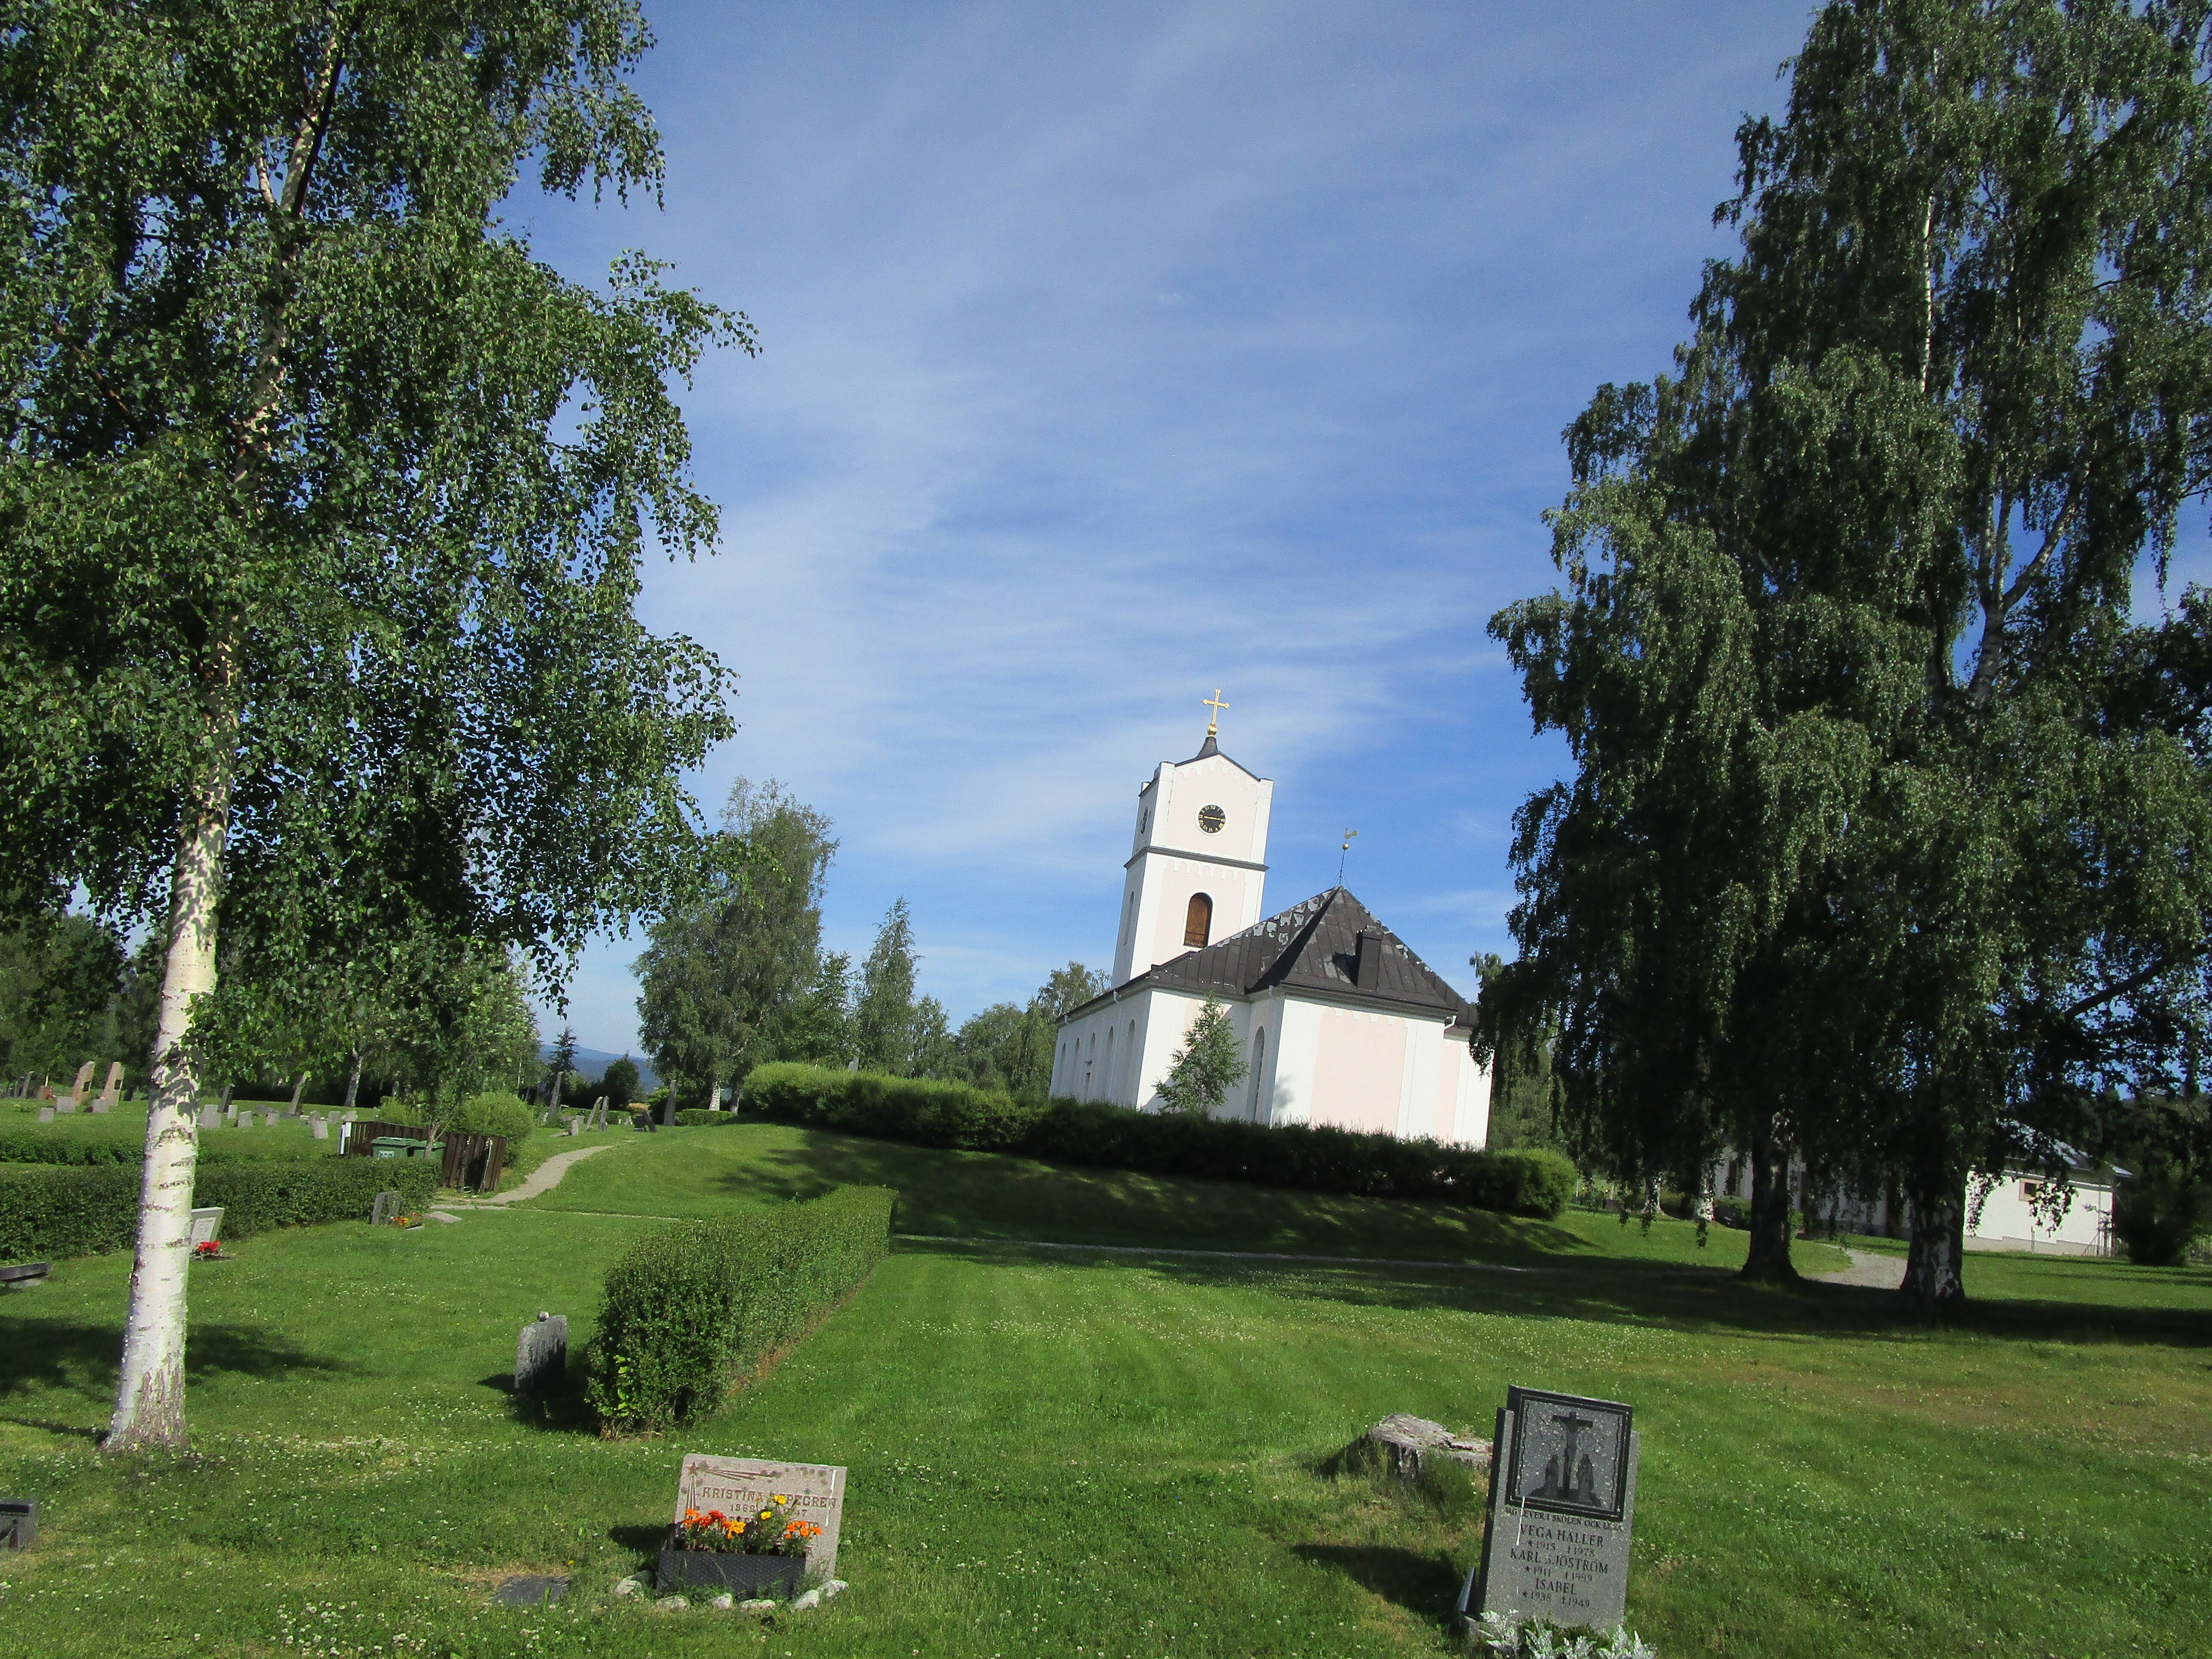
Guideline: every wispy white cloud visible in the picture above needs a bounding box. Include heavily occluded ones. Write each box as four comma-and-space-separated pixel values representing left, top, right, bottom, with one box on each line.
524, 0, 1813, 1048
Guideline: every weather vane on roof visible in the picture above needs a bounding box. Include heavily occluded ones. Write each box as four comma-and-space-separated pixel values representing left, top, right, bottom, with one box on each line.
1338, 827, 1357, 885
1203, 688, 1229, 738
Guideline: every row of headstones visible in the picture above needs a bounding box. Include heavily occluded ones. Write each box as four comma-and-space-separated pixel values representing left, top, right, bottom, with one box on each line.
31, 1060, 127, 1115
37, 1096, 363, 1138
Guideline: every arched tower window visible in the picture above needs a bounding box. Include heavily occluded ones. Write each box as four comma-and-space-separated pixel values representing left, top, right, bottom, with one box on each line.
1184, 893, 1213, 948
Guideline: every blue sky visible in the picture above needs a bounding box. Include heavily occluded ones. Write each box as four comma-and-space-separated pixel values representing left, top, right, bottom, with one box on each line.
520, 1, 1831, 1055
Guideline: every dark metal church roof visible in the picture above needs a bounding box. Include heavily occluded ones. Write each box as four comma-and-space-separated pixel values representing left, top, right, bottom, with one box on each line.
1068, 887, 1474, 1023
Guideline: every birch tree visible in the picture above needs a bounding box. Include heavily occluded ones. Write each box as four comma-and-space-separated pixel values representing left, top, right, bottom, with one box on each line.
0, 2, 745, 1448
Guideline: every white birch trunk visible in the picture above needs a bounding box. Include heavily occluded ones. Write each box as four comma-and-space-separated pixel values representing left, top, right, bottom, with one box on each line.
103, 759, 231, 1452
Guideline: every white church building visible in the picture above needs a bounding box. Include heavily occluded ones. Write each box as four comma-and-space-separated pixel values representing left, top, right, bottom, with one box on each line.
1050, 722, 1491, 1145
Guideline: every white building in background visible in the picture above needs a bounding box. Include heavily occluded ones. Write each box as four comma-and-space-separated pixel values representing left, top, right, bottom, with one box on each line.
1051, 720, 1490, 1145
1716, 1142, 2121, 1255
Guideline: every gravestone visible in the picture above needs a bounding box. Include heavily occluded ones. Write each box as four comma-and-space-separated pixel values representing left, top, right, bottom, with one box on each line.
225, 1103, 239, 1126
95, 1061, 123, 1108
0, 1497, 36, 1551
36, 1107, 52, 1123
674, 1454, 847, 1577
566, 1118, 580, 1137
370, 1190, 401, 1227
1465, 1387, 1638, 1634
65, 1061, 95, 1107
587, 1098, 608, 1131
53, 1098, 76, 1115
188, 1207, 224, 1249
263, 1110, 279, 1127
197, 1105, 218, 1129
89, 1100, 110, 1115
341, 1110, 356, 1123
515, 1311, 568, 1396
1350, 1413, 1492, 1482
311, 1118, 328, 1140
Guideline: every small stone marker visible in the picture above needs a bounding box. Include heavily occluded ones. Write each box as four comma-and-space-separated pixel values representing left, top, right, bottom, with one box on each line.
1351, 1413, 1492, 1482
196, 1105, 217, 1129
492, 1574, 568, 1605
188, 1207, 224, 1249
263, 1110, 279, 1127
370, 1190, 401, 1227
567, 1117, 580, 1137
674, 1454, 847, 1577
53, 1098, 76, 1115
89, 1100, 110, 1115
312, 1118, 328, 1140
37, 1107, 53, 1123
515, 1311, 568, 1396
1466, 1387, 1638, 1634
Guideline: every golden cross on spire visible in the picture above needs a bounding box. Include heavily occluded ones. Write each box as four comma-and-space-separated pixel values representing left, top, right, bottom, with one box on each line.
1203, 688, 1229, 736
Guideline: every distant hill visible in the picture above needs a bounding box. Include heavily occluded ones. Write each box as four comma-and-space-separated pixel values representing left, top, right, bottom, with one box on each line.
538, 1042, 660, 1092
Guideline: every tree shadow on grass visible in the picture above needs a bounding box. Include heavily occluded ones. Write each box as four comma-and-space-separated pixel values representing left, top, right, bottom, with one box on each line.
706, 1128, 1589, 1266
0, 1314, 357, 1413
894, 1235, 2212, 1351
1293, 1543, 1465, 1629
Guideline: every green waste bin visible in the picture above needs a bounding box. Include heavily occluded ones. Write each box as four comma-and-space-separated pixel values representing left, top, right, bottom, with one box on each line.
370, 1136, 442, 1160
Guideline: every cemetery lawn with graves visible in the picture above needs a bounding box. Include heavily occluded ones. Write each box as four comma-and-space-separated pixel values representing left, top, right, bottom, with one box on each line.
0, 1120, 2202, 1659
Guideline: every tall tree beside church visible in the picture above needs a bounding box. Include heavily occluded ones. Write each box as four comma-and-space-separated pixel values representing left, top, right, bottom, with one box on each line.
635, 779, 836, 1106
854, 898, 925, 1075
1707, 0, 2212, 1302
0, 2, 744, 1449
1490, 0, 2212, 1302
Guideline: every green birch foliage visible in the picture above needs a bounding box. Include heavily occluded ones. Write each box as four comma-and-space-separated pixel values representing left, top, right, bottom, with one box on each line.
0, 0, 747, 981
1155, 994, 1248, 1118
635, 779, 837, 1108
1490, 0, 2212, 1299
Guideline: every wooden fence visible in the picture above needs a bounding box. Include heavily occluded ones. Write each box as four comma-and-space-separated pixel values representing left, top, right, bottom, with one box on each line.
339, 1118, 507, 1194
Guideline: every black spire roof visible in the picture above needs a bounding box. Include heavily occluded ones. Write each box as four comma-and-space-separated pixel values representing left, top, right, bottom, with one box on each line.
1069, 887, 1473, 1023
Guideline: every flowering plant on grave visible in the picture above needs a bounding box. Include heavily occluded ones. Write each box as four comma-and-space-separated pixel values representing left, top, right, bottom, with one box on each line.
194, 1240, 220, 1258
675, 1495, 823, 1556
1475, 1610, 1657, 1659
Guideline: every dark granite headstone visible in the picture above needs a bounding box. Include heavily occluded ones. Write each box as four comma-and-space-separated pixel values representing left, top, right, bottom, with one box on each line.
0, 1498, 36, 1550
1466, 1386, 1638, 1633
515, 1312, 568, 1397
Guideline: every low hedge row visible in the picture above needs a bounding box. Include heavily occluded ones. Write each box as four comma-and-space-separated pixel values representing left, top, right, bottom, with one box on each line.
741, 1062, 1577, 1219
672, 1109, 745, 1127
584, 1185, 894, 1434
0, 1118, 337, 1166
0, 1157, 440, 1261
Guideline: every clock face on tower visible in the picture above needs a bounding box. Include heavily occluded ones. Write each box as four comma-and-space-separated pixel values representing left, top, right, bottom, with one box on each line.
1198, 805, 1226, 834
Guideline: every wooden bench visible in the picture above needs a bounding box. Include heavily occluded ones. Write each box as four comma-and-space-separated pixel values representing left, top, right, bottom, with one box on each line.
0, 1262, 52, 1288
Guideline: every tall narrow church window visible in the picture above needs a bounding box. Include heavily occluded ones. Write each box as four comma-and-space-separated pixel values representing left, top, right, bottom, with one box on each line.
1184, 893, 1213, 948
1103, 1026, 1115, 1100
1249, 1027, 1266, 1121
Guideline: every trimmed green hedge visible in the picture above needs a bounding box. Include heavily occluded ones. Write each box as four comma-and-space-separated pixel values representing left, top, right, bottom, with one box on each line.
584, 1185, 894, 1434
0, 1118, 337, 1166
0, 1158, 440, 1261
672, 1109, 745, 1127
741, 1062, 1578, 1220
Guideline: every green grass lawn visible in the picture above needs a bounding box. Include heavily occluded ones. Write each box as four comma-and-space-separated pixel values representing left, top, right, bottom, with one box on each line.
537, 1120, 1853, 1273
1, 1124, 2205, 1659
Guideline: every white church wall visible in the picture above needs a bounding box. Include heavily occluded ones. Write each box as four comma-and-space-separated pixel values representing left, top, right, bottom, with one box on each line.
1443, 1035, 1492, 1149
1265, 996, 1323, 1127
1394, 1016, 1441, 1140
1307, 1006, 1409, 1135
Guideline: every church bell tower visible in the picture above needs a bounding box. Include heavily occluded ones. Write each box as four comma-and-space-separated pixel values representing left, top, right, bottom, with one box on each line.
1110, 693, 1274, 985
